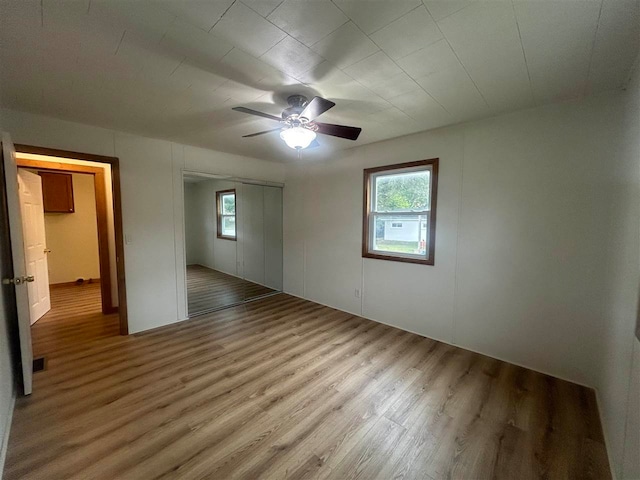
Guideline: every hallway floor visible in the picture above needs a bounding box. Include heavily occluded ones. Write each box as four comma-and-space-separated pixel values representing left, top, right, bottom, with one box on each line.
31, 282, 119, 359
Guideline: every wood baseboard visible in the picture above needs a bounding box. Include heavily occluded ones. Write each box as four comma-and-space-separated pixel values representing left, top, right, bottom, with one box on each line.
50, 279, 100, 287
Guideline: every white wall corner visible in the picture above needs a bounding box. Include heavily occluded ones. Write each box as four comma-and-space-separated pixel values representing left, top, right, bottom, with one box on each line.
0, 394, 16, 476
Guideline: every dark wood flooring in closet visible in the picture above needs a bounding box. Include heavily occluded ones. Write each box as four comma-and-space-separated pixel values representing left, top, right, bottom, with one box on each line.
5, 293, 610, 479
187, 264, 276, 315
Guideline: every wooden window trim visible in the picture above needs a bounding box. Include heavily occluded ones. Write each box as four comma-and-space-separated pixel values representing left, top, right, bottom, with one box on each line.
216, 189, 237, 241
362, 158, 439, 266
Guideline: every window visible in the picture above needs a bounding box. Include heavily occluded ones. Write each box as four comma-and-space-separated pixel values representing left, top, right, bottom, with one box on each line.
362, 159, 438, 265
216, 189, 236, 240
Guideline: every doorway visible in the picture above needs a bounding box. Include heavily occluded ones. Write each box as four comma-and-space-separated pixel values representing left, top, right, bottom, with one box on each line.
183, 173, 283, 316
10, 144, 128, 379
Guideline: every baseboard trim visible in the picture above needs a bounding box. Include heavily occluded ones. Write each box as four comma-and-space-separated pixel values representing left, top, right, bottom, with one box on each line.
282, 290, 596, 391
50, 278, 100, 287
0, 392, 16, 477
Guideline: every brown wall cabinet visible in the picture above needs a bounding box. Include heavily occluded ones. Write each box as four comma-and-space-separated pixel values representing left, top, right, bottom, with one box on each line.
40, 172, 75, 213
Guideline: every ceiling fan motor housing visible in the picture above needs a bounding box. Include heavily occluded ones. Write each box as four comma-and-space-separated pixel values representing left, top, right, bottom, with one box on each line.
282, 95, 310, 120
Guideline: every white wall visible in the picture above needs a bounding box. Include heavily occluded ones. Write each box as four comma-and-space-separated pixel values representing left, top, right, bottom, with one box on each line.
595, 58, 640, 480
284, 92, 627, 388
183, 183, 200, 266
1, 108, 286, 332
39, 173, 100, 284
184, 179, 239, 275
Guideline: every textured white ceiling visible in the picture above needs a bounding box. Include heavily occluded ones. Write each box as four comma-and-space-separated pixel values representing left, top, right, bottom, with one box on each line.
1, 0, 638, 162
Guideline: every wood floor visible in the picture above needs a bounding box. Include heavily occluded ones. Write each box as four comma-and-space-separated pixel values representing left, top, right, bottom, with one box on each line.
5, 293, 610, 479
32, 282, 119, 359
187, 264, 277, 316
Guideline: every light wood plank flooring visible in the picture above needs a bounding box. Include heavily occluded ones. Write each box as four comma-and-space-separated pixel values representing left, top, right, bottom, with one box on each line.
32, 282, 119, 359
6, 294, 610, 479
187, 264, 276, 316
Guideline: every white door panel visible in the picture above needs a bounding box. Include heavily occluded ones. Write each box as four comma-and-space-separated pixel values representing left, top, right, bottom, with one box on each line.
2, 134, 34, 395
18, 170, 50, 323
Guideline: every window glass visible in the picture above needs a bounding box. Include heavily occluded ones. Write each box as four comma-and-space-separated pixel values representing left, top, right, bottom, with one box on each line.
222, 193, 235, 215
372, 214, 429, 256
222, 216, 236, 237
374, 170, 430, 212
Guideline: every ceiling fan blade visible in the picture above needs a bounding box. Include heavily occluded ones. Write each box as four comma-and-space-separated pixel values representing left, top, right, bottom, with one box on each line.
300, 96, 335, 121
315, 122, 362, 141
232, 106, 282, 122
242, 128, 282, 138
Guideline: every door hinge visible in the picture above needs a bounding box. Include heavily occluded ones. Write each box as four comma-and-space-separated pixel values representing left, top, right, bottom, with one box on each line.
3, 275, 34, 285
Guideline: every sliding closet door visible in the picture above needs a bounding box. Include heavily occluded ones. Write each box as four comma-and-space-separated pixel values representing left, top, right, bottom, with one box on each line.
241, 184, 265, 287
263, 186, 283, 291
184, 176, 241, 316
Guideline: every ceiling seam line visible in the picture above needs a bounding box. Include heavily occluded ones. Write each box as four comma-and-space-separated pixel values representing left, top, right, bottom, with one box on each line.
423, 6, 491, 109
583, 0, 604, 97
392, 36, 447, 64
168, 57, 186, 77
329, 1, 452, 116
511, 0, 535, 106
306, 18, 351, 51
247, 3, 302, 44
114, 30, 127, 56
425, 2, 474, 24
363, 35, 452, 115
208, 0, 238, 33
365, 3, 424, 37
254, 0, 285, 19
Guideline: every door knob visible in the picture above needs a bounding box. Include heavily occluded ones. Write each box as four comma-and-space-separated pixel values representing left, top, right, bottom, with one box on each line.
25, 275, 35, 283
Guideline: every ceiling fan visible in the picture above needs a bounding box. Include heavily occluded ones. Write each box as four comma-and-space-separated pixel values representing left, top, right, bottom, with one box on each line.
232, 95, 362, 150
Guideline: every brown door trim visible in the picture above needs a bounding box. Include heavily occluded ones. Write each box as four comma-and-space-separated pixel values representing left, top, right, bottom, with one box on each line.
14, 145, 129, 335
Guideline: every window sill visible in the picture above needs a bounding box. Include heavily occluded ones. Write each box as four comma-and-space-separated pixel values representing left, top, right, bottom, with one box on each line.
362, 251, 434, 266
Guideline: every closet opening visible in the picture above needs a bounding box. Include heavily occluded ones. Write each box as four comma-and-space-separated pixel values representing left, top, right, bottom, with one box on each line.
182, 173, 283, 316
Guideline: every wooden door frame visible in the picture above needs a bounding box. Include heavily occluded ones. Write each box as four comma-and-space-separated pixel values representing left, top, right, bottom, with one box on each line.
14, 144, 128, 335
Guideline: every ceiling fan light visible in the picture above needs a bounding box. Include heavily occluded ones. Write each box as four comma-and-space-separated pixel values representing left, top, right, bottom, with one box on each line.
280, 126, 316, 149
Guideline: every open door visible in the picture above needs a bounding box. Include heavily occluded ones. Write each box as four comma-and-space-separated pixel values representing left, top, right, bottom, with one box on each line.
1, 134, 34, 395
17, 170, 50, 323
